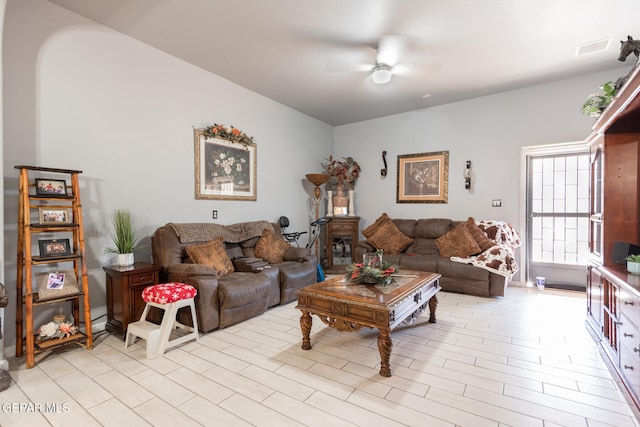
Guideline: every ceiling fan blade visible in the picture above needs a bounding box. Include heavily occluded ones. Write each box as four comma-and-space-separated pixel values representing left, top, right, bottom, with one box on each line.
325, 54, 373, 73
393, 62, 442, 77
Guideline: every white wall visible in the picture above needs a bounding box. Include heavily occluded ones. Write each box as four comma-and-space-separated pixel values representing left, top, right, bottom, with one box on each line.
2, 0, 333, 351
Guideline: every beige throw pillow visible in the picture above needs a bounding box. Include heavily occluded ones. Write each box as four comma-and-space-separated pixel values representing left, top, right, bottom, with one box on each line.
254, 228, 291, 264
464, 217, 495, 252
435, 224, 482, 258
185, 237, 234, 277
363, 213, 413, 254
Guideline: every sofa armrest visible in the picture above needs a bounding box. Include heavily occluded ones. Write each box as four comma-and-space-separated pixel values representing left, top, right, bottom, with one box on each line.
284, 246, 311, 262
167, 263, 218, 282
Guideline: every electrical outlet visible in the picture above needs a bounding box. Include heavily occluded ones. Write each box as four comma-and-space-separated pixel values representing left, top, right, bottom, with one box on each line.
212, 210, 218, 219
492, 199, 502, 207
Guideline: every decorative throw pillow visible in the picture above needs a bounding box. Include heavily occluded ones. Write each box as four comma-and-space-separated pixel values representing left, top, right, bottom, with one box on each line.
364, 213, 413, 254
254, 228, 291, 264
435, 224, 482, 258
185, 237, 234, 277
362, 212, 391, 238
464, 217, 495, 252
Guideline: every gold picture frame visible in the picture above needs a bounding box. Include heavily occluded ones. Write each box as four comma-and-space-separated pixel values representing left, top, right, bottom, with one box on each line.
194, 128, 257, 200
397, 151, 449, 203
39, 207, 72, 225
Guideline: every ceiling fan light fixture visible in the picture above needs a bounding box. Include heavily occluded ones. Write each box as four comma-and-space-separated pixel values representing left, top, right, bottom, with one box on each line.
371, 64, 392, 84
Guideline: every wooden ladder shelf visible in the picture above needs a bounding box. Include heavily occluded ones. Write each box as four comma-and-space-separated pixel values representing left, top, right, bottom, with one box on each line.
15, 165, 93, 368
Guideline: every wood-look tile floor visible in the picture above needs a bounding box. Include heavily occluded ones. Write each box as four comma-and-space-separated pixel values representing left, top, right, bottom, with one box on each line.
2, 286, 639, 426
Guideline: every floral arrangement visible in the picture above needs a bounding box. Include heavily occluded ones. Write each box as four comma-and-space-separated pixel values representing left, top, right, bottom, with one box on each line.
202, 123, 254, 147
37, 321, 79, 341
346, 261, 397, 285
323, 156, 361, 188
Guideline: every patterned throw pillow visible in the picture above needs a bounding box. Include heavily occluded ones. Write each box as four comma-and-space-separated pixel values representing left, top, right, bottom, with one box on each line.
435, 224, 482, 258
255, 228, 291, 264
363, 213, 413, 254
464, 217, 495, 252
185, 237, 234, 277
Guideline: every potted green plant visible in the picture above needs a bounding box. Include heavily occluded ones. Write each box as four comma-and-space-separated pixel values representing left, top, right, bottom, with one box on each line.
581, 81, 618, 118
106, 209, 140, 267
626, 254, 640, 275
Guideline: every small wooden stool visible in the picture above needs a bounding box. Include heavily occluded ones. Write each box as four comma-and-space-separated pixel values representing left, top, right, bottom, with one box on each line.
125, 282, 199, 358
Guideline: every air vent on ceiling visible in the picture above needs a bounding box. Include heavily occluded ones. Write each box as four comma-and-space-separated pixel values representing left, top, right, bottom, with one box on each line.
576, 39, 611, 56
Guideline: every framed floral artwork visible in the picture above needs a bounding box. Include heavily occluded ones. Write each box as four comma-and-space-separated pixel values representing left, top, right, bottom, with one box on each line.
194, 126, 257, 200
396, 151, 449, 203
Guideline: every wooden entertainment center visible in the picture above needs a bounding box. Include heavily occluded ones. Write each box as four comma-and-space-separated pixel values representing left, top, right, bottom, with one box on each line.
586, 64, 640, 409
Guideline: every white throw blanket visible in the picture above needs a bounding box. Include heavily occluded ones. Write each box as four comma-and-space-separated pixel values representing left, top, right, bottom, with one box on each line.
450, 220, 521, 279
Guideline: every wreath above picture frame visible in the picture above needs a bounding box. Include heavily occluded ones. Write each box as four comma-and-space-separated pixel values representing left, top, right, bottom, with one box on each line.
194, 123, 257, 201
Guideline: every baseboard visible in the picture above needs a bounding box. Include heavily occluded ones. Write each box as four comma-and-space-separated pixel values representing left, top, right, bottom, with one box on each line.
544, 283, 586, 292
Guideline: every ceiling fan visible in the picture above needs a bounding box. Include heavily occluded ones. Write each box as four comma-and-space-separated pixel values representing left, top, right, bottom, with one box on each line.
325, 35, 439, 85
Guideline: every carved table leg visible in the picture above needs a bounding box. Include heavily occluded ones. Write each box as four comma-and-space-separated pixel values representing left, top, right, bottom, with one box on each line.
300, 311, 312, 350
377, 329, 393, 377
428, 294, 438, 323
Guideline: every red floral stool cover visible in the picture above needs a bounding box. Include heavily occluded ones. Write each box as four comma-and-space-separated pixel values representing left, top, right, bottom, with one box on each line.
142, 282, 197, 304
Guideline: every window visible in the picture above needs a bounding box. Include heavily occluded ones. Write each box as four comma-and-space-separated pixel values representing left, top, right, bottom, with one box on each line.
528, 153, 590, 265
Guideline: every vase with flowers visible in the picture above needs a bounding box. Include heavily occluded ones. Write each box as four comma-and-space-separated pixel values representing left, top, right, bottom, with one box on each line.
323, 156, 361, 216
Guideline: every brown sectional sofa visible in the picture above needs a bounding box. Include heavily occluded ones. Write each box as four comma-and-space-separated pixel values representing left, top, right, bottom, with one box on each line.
354, 217, 518, 297
151, 221, 317, 332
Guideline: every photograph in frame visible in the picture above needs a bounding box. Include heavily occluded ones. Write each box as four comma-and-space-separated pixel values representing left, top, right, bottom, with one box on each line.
194, 128, 257, 200
35, 270, 80, 300
38, 239, 72, 258
39, 207, 72, 225
396, 151, 449, 203
35, 178, 68, 197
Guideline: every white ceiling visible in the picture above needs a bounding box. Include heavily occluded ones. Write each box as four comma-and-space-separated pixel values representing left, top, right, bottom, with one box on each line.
47, 0, 639, 126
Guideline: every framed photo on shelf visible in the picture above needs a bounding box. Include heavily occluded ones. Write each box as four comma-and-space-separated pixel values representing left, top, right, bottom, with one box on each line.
396, 151, 449, 203
39, 207, 72, 225
38, 239, 71, 258
194, 128, 257, 201
34, 178, 68, 197
35, 270, 80, 300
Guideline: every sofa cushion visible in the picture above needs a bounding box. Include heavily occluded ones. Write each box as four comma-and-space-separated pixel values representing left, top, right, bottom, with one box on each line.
255, 228, 291, 264
464, 217, 495, 252
185, 237, 235, 277
415, 218, 454, 239
363, 213, 413, 254
435, 224, 481, 258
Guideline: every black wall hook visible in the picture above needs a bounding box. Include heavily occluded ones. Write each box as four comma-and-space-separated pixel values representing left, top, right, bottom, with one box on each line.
381, 151, 388, 177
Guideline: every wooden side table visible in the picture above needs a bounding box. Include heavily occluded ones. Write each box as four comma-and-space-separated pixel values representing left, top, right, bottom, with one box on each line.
103, 262, 161, 339
324, 216, 359, 274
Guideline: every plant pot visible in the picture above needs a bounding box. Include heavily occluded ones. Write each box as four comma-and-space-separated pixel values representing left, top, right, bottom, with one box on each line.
117, 253, 134, 267
628, 261, 640, 275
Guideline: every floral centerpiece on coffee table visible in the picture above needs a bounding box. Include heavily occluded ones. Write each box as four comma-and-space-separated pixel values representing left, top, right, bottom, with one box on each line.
346, 261, 397, 285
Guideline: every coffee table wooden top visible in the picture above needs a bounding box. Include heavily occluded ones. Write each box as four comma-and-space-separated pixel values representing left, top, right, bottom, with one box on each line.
296, 270, 441, 330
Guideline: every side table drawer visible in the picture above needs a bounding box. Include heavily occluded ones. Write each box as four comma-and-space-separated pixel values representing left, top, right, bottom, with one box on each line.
329, 223, 356, 232
129, 272, 156, 285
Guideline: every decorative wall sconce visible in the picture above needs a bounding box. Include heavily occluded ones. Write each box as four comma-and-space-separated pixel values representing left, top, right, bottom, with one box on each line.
464, 160, 472, 189
380, 151, 388, 177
